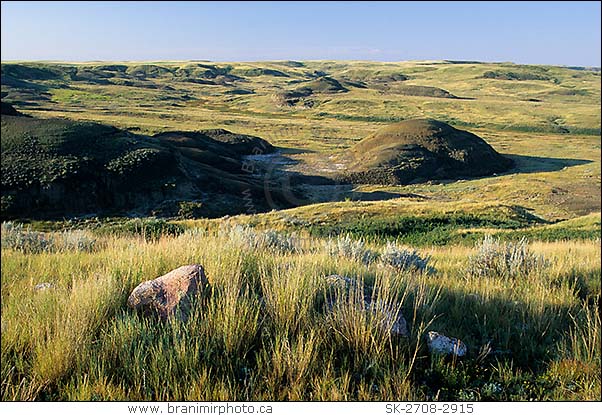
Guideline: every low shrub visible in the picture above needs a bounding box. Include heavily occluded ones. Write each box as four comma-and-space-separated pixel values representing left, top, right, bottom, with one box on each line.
1, 222, 96, 253
95, 218, 185, 240
468, 235, 547, 278
224, 224, 302, 254
379, 242, 434, 273
324, 235, 378, 265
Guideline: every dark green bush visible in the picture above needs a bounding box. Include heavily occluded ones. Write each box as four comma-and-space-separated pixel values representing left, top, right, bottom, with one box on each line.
95, 218, 185, 240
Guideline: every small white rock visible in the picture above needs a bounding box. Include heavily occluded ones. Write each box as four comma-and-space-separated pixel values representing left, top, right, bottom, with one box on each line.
426, 331, 467, 357
34, 282, 55, 292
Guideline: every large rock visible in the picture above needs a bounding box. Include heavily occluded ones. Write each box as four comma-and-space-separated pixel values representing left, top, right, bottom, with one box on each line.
426, 331, 467, 357
127, 264, 209, 320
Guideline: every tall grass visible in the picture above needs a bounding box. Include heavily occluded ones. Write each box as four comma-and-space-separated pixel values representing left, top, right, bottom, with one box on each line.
1, 228, 600, 401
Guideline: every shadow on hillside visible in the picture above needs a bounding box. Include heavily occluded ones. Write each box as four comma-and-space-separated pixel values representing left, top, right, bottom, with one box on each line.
249, 151, 596, 209
272, 175, 429, 206
347, 190, 428, 201
503, 154, 593, 174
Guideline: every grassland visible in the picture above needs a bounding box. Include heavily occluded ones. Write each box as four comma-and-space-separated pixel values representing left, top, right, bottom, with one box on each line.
1, 60, 600, 401
1, 224, 600, 401
3, 60, 600, 221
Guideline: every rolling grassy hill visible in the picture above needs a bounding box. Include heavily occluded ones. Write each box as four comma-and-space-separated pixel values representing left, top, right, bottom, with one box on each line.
1, 103, 289, 219
0, 60, 600, 402
2, 60, 599, 221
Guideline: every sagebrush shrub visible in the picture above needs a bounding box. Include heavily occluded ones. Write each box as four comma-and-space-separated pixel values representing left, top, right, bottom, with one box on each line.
324, 235, 378, 265
468, 235, 546, 278
57, 230, 97, 252
379, 242, 434, 273
261, 229, 301, 253
1, 222, 53, 253
224, 224, 301, 253
1, 222, 97, 253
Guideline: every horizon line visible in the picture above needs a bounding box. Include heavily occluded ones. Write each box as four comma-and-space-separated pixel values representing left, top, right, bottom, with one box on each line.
1, 58, 600, 69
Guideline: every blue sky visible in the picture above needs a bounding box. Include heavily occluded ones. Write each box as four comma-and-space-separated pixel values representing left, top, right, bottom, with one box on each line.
1, 1, 600, 66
